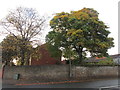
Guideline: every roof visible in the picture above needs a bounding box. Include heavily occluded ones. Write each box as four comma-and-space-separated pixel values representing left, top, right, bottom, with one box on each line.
84, 54, 120, 63
85, 57, 106, 62
109, 54, 120, 58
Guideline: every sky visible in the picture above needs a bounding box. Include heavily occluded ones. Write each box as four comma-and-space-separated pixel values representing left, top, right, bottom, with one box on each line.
0, 0, 119, 55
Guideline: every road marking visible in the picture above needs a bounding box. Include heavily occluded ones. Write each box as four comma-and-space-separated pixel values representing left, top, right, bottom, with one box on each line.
16, 79, 106, 86
15, 78, 118, 86
16, 80, 81, 86
99, 85, 120, 90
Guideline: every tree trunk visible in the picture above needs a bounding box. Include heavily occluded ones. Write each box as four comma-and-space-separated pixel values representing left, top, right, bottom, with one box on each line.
20, 44, 31, 65
76, 46, 83, 64
25, 53, 30, 65
25, 58, 29, 65
20, 48, 25, 65
78, 51, 83, 64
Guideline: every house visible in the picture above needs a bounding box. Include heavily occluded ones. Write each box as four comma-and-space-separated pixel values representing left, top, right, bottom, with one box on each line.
30, 44, 62, 65
110, 54, 120, 64
84, 54, 120, 65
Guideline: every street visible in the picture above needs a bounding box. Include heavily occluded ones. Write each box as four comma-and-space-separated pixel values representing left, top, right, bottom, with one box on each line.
2, 78, 120, 89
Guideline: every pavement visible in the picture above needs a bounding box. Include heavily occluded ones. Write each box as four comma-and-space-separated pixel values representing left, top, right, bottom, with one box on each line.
2, 78, 120, 89
2, 77, 119, 85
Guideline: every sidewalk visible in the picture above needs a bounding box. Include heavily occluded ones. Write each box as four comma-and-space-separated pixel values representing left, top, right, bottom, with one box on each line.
2, 78, 47, 85
3, 78, 77, 85
2, 77, 118, 86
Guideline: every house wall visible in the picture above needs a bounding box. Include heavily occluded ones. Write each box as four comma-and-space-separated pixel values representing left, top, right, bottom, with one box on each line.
31, 45, 61, 65
3, 65, 118, 81
113, 58, 120, 64
111, 54, 120, 64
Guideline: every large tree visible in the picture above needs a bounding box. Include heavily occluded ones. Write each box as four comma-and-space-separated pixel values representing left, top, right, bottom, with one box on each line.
1, 35, 33, 66
1, 7, 46, 65
46, 8, 114, 64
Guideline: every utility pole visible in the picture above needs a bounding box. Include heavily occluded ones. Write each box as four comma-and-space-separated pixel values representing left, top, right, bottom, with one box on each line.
69, 59, 72, 78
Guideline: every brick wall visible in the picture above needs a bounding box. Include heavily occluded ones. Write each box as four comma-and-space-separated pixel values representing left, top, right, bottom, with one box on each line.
31, 44, 61, 65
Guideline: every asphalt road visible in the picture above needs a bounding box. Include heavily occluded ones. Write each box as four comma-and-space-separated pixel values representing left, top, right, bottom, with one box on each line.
2, 78, 120, 89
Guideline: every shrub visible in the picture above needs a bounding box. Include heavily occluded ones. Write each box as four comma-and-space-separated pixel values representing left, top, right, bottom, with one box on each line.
97, 59, 115, 65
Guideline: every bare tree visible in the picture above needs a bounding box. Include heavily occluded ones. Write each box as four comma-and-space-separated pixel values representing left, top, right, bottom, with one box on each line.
1, 7, 46, 65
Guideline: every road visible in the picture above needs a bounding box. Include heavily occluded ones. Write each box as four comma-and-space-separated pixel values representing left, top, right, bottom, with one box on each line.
2, 78, 120, 89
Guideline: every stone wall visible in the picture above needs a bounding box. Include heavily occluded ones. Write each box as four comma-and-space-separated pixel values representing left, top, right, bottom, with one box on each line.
73, 66, 118, 80
3, 65, 69, 81
3, 65, 118, 81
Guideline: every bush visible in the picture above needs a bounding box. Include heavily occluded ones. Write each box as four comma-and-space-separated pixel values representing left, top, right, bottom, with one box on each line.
97, 59, 115, 65
82, 59, 116, 66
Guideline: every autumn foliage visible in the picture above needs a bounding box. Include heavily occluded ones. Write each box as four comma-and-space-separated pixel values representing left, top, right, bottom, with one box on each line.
46, 8, 114, 63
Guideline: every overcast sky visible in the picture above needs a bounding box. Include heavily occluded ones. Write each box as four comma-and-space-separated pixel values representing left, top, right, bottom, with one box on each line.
0, 0, 119, 55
